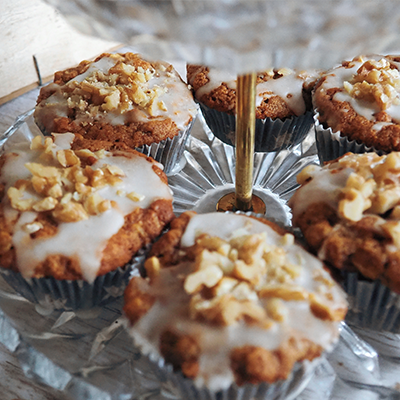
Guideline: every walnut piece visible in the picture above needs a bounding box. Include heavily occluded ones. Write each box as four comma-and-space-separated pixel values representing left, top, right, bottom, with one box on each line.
62, 54, 169, 118
343, 58, 400, 110
152, 228, 340, 328
329, 153, 400, 222
6, 135, 130, 226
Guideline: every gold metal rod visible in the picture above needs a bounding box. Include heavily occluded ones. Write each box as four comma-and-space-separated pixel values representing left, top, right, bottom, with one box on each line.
235, 72, 257, 211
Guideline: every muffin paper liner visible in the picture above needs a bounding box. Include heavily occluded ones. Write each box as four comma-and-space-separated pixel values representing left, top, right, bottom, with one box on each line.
314, 111, 384, 164
136, 117, 196, 175
341, 271, 400, 333
0, 251, 145, 312
199, 103, 313, 153
128, 335, 320, 400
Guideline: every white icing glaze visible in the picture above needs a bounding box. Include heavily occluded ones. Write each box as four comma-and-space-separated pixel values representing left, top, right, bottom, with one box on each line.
35, 55, 198, 133
317, 55, 400, 124
372, 121, 393, 131
192, 68, 237, 103
191, 67, 318, 116
129, 213, 347, 391
289, 167, 354, 218
256, 74, 307, 116
1, 138, 173, 282
289, 152, 384, 220
71, 57, 118, 83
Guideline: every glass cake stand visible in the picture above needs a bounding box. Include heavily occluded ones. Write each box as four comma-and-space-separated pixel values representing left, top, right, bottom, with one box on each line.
0, 107, 400, 400
5, 0, 400, 397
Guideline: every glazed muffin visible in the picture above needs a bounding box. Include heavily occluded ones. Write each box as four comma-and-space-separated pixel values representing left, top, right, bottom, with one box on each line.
34, 52, 198, 173
289, 151, 400, 332
187, 65, 320, 152
313, 54, 400, 163
123, 212, 347, 397
0, 132, 174, 308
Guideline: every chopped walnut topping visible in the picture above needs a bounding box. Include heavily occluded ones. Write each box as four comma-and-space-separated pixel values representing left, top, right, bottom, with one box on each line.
127, 191, 145, 202
61, 54, 169, 118
52, 201, 89, 223
339, 187, 367, 221
144, 256, 161, 282
329, 152, 400, 221
266, 298, 288, 322
151, 229, 339, 328
382, 221, 400, 247
56, 149, 80, 168
23, 222, 44, 234
343, 58, 400, 110
32, 197, 58, 212
6, 136, 127, 225
276, 67, 293, 77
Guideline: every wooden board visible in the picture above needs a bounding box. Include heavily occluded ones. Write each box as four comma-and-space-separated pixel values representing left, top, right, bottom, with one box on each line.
0, 0, 120, 104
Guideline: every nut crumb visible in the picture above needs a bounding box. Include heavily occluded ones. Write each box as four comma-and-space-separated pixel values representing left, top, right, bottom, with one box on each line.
344, 58, 400, 110
6, 135, 128, 223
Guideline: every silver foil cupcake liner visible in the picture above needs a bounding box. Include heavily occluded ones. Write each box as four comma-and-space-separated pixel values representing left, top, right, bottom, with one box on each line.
136, 117, 196, 175
341, 271, 400, 333
0, 252, 145, 311
314, 111, 385, 164
130, 339, 319, 400
199, 103, 313, 153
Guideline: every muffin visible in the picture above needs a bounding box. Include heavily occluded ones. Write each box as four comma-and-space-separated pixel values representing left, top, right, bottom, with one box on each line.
34, 52, 198, 174
187, 65, 320, 152
0, 132, 174, 309
123, 211, 347, 398
313, 54, 400, 163
289, 151, 400, 332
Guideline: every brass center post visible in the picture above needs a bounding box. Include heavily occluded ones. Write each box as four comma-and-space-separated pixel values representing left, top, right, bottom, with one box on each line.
216, 72, 266, 214
235, 72, 257, 211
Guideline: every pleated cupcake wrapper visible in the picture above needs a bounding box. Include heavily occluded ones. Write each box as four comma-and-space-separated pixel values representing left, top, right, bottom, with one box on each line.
135, 118, 196, 175
199, 103, 313, 153
0, 253, 145, 311
133, 342, 319, 400
313, 111, 385, 165
341, 271, 400, 333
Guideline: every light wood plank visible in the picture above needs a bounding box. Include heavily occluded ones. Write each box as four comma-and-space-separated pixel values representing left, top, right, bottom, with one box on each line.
0, 0, 120, 104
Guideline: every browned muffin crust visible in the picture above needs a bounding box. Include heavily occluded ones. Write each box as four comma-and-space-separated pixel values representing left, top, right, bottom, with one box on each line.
187, 65, 317, 120
51, 116, 180, 150
293, 203, 391, 279
230, 338, 322, 385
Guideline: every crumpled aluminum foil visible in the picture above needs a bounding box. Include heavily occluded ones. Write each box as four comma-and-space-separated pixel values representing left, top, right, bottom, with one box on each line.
46, 0, 400, 72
